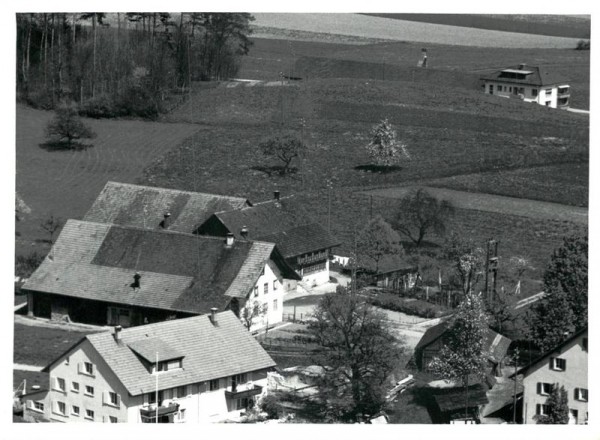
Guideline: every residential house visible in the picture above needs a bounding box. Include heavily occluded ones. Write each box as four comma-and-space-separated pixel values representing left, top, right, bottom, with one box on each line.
84, 181, 251, 232
14, 370, 50, 423
197, 191, 340, 287
413, 321, 512, 376
480, 64, 570, 109
22, 311, 276, 423
514, 328, 587, 424
431, 384, 490, 423
22, 220, 299, 332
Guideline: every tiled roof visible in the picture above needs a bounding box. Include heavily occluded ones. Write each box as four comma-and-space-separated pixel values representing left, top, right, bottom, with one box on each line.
415, 321, 511, 362
433, 383, 489, 413
84, 182, 250, 233
83, 312, 276, 396
127, 338, 184, 363
23, 220, 292, 315
480, 64, 568, 86
201, 196, 340, 258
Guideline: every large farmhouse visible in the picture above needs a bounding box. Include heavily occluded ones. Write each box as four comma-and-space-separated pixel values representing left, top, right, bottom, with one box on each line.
22, 220, 299, 331
197, 192, 340, 287
480, 64, 570, 109
21, 312, 276, 423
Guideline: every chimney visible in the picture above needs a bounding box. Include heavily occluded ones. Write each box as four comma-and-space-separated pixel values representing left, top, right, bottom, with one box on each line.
225, 233, 234, 247
114, 325, 122, 343
274, 190, 280, 201
518, 63, 526, 70
210, 307, 218, 325
132, 272, 141, 289
240, 226, 248, 239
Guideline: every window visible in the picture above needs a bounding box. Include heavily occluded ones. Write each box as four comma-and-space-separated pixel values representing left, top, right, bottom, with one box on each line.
576, 388, 588, 402
583, 338, 588, 351
254, 286, 259, 297
273, 299, 278, 311
232, 373, 247, 385
273, 280, 278, 291
264, 283, 269, 294
81, 361, 94, 376
65, 356, 69, 366
236, 397, 251, 410
55, 401, 66, 416
546, 89, 552, 96
54, 377, 66, 392
85, 385, 95, 397
570, 409, 579, 424
109, 416, 118, 423
532, 88, 538, 97
71, 405, 80, 416
173, 386, 186, 399
536, 404, 550, 416
71, 381, 79, 393
85, 409, 95, 421
210, 379, 219, 391
157, 359, 182, 372
31, 401, 44, 412
538, 382, 553, 396
109, 391, 119, 406
488, 84, 493, 94
148, 392, 156, 405
178, 409, 186, 421
263, 302, 268, 313
550, 357, 566, 371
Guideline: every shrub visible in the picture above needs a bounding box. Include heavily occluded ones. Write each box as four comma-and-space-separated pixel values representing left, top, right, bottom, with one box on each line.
116, 85, 161, 119
368, 292, 448, 318
575, 40, 590, 50
79, 95, 118, 119
260, 393, 282, 419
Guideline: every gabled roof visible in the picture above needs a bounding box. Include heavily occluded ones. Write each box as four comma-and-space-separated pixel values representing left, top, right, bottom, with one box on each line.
199, 196, 340, 258
50, 312, 276, 396
433, 383, 489, 413
415, 321, 511, 363
84, 181, 250, 233
513, 327, 587, 378
23, 220, 298, 315
480, 64, 568, 87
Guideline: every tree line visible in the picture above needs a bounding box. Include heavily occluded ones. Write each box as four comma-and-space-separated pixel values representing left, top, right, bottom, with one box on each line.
16, 13, 254, 118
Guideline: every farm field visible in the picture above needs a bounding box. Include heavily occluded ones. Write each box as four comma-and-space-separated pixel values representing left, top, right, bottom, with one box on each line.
359, 186, 588, 225
250, 13, 583, 49
15, 105, 200, 257
426, 163, 589, 208
361, 14, 590, 39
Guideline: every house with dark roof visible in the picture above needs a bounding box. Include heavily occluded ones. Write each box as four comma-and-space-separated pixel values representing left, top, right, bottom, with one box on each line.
511, 327, 587, 424
22, 220, 300, 331
413, 321, 512, 376
480, 64, 570, 109
84, 181, 251, 233
197, 191, 341, 287
23, 312, 276, 423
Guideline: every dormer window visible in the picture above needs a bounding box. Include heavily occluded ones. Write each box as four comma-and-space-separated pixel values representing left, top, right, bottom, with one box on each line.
127, 337, 184, 374
157, 359, 182, 373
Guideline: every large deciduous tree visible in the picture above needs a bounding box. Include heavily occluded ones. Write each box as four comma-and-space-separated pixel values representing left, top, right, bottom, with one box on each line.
535, 384, 570, 424
365, 119, 410, 167
527, 287, 576, 352
357, 215, 404, 274
258, 133, 306, 175
428, 293, 490, 420
309, 287, 404, 422
393, 188, 454, 247
443, 233, 486, 296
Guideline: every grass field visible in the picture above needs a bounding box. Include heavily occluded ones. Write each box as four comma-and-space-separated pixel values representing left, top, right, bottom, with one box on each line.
15, 105, 200, 257
250, 14, 584, 49
13, 321, 100, 366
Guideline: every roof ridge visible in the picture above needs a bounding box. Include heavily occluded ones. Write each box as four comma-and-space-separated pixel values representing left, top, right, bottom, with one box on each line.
103, 181, 248, 201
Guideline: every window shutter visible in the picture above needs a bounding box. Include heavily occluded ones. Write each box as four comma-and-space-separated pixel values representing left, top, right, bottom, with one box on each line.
562, 359, 567, 370
536, 404, 541, 415
78, 362, 82, 374
187, 385, 193, 396
102, 391, 108, 404
116, 394, 121, 407
143, 393, 148, 405
103, 415, 107, 423
549, 357, 555, 370
537, 383, 541, 394
26, 400, 33, 409
52, 377, 57, 390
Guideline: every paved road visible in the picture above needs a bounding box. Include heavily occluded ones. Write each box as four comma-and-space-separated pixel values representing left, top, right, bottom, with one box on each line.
360, 186, 587, 225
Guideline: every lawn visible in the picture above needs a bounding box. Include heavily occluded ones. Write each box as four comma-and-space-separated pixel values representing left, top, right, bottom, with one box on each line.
13, 321, 101, 367
15, 104, 200, 258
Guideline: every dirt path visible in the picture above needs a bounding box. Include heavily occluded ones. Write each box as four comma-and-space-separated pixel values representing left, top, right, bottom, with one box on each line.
359, 186, 587, 225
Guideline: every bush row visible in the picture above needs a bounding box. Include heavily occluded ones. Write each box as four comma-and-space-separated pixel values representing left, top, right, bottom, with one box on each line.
368, 292, 449, 319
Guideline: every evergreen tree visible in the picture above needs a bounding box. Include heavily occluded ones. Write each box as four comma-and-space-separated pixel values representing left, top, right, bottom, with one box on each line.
527, 287, 576, 352
535, 384, 569, 424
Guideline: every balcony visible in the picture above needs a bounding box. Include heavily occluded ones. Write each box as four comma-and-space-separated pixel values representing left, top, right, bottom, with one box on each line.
225, 384, 263, 400
140, 402, 180, 421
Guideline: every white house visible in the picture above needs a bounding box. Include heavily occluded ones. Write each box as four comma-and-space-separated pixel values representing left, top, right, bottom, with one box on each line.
514, 328, 587, 424
481, 64, 570, 109
23, 312, 276, 423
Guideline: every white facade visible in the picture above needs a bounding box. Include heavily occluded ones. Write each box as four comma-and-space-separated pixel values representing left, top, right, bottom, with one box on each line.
483, 81, 570, 109
300, 258, 330, 286
521, 332, 588, 424
26, 339, 270, 423
243, 260, 285, 332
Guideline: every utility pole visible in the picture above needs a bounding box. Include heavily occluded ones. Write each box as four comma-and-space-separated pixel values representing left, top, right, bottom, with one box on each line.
513, 348, 520, 424
155, 351, 159, 423
484, 238, 499, 303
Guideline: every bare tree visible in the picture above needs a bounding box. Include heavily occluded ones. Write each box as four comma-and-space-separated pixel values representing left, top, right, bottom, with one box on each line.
241, 300, 265, 331
259, 133, 307, 175
40, 214, 63, 243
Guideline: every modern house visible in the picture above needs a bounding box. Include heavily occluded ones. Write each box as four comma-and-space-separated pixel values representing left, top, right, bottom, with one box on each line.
413, 321, 512, 376
197, 191, 340, 287
84, 181, 251, 233
22, 312, 277, 423
22, 220, 300, 331
513, 327, 587, 424
480, 64, 570, 109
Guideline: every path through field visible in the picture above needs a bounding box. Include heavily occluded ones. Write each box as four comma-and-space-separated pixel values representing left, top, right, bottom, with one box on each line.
15, 105, 200, 255
359, 186, 587, 225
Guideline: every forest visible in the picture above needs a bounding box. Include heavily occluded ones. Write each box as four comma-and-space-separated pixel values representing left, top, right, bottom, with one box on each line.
16, 13, 254, 119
